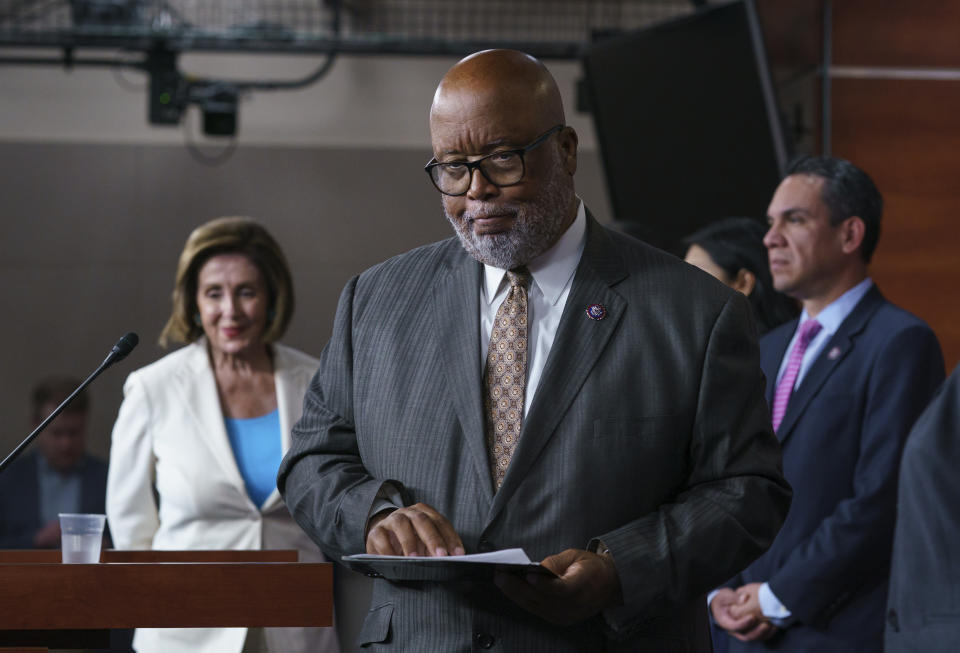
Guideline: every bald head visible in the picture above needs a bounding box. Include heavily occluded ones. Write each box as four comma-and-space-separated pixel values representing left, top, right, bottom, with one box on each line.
428, 50, 580, 269
430, 50, 566, 141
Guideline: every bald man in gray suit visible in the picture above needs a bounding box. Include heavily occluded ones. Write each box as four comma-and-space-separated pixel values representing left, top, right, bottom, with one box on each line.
279, 49, 791, 652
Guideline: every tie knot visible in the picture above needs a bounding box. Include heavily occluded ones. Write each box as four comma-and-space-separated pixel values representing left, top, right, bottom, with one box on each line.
798, 319, 822, 345
506, 267, 531, 290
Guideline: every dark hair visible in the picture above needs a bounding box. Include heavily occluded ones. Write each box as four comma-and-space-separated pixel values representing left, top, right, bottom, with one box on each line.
684, 217, 799, 334
785, 155, 883, 263
32, 376, 88, 423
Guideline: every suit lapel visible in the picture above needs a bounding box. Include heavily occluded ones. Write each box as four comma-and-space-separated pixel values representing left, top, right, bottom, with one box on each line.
174, 341, 249, 495
22, 453, 42, 530
490, 215, 627, 520
763, 322, 796, 407
434, 249, 495, 501
776, 286, 885, 444
263, 344, 298, 512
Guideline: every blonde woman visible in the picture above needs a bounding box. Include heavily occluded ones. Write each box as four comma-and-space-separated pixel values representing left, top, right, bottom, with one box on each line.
107, 217, 339, 653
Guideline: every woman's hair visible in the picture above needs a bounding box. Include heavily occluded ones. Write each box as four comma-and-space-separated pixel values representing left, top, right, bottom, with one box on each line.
683, 217, 798, 334
159, 216, 295, 347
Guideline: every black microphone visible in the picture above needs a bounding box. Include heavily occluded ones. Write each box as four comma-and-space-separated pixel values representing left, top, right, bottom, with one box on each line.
0, 332, 140, 474
103, 332, 139, 367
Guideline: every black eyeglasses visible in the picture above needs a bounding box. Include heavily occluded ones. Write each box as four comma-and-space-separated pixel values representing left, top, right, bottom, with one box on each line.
424, 124, 565, 196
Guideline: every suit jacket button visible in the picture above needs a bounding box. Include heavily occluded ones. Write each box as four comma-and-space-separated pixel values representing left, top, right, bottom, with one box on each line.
478, 540, 493, 552
475, 632, 495, 649
887, 608, 900, 632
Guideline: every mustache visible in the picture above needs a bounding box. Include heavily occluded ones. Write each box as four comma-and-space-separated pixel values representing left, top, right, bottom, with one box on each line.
462, 204, 520, 222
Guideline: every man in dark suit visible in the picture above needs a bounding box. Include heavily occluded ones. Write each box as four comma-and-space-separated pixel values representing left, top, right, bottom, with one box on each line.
710, 156, 944, 651
886, 362, 960, 652
0, 376, 109, 548
279, 49, 791, 651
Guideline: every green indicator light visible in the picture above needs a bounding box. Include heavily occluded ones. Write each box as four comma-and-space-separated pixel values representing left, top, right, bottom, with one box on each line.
159, 92, 171, 104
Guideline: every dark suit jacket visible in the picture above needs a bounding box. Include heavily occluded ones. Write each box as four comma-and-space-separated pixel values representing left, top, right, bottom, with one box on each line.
279, 215, 791, 652
727, 285, 944, 652
886, 362, 960, 653
0, 451, 109, 548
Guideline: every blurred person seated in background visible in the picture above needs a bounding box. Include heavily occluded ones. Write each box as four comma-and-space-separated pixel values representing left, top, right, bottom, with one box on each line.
683, 217, 799, 334
0, 376, 108, 549
106, 217, 340, 653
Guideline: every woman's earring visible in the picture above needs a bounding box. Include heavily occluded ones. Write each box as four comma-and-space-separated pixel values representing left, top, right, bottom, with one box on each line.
267, 308, 276, 324
194, 313, 202, 326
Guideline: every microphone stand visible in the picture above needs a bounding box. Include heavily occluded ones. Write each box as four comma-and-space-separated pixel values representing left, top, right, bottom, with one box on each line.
0, 333, 138, 475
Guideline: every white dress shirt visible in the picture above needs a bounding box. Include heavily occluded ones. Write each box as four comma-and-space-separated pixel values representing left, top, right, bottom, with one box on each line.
480, 200, 586, 413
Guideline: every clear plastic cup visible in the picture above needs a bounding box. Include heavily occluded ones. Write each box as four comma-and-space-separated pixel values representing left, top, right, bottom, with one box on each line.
58, 513, 106, 563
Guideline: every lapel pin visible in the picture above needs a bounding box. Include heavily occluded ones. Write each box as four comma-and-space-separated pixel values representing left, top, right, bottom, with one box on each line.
828, 346, 842, 360
586, 304, 607, 320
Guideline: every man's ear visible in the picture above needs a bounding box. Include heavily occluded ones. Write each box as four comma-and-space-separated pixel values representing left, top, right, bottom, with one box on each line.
732, 268, 757, 297
558, 126, 578, 176
840, 216, 866, 255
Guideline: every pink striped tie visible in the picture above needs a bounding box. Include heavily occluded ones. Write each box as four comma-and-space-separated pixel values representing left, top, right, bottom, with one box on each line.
771, 319, 822, 433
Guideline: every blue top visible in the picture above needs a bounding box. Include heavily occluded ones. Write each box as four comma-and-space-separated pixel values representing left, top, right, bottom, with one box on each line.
224, 409, 282, 508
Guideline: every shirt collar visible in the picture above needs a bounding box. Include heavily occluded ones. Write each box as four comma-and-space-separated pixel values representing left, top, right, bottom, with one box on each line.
482, 199, 586, 306
798, 277, 874, 336
37, 453, 84, 478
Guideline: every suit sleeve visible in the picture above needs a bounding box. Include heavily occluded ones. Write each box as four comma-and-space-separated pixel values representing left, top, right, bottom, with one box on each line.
0, 529, 37, 548
105, 371, 160, 549
768, 323, 944, 624
0, 519, 38, 548
0, 464, 41, 548
598, 292, 792, 635
278, 276, 402, 559
887, 363, 960, 646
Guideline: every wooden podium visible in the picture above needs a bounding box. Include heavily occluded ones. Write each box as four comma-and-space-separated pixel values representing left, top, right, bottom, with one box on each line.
0, 549, 333, 651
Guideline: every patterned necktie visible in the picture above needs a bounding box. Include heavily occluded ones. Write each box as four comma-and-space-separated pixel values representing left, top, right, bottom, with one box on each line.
771, 318, 823, 433
484, 267, 532, 490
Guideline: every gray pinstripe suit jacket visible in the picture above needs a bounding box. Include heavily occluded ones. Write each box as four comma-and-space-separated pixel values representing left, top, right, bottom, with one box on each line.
279, 214, 791, 652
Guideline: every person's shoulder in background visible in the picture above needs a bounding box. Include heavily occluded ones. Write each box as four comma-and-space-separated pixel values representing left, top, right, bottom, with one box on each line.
272, 342, 320, 374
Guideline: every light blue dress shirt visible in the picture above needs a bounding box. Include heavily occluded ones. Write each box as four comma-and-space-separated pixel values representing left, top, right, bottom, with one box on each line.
37, 455, 82, 524
773, 278, 874, 391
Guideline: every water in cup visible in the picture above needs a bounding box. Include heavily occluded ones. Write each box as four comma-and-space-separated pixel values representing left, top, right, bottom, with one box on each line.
58, 513, 105, 564
62, 532, 102, 563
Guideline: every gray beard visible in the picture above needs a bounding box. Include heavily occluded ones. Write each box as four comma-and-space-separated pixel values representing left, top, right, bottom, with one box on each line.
444, 164, 575, 270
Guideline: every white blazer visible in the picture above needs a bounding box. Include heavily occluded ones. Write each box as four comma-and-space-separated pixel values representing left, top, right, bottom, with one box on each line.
106, 340, 340, 653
